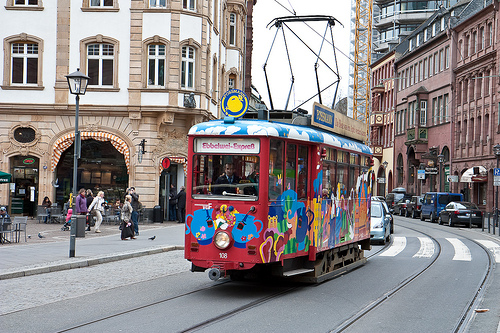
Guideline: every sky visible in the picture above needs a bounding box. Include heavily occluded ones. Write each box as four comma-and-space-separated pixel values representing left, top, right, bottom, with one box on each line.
251, 0, 352, 113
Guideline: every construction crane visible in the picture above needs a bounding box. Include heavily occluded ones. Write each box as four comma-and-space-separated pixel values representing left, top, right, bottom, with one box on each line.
350, 0, 372, 143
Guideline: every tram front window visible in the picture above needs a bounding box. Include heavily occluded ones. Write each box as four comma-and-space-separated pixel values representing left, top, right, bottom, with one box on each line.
192, 155, 259, 200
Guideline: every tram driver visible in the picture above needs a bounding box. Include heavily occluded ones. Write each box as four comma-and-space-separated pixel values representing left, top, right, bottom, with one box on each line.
214, 163, 241, 194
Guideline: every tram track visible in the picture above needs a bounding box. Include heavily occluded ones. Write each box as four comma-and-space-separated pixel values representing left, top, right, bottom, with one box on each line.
331, 219, 495, 333
56, 220, 495, 333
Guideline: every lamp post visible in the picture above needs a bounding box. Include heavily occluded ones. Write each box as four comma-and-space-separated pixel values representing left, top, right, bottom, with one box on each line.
382, 161, 388, 196
66, 68, 90, 258
493, 144, 500, 233
438, 154, 445, 193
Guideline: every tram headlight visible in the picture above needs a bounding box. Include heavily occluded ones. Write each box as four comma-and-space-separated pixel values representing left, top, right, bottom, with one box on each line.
214, 231, 231, 250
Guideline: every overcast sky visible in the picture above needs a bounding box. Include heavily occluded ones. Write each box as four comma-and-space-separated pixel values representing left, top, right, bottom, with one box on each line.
251, 0, 352, 113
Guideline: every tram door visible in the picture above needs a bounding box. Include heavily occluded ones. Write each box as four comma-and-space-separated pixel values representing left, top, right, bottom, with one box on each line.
160, 166, 178, 221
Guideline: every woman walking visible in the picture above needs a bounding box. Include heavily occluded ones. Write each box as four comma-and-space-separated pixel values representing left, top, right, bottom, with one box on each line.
120, 195, 135, 240
88, 191, 105, 233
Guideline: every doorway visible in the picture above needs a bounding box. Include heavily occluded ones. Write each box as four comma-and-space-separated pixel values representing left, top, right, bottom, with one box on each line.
160, 165, 178, 221
10, 156, 39, 216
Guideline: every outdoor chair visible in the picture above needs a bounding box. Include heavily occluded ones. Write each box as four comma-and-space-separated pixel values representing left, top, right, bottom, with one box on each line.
49, 207, 64, 223
0, 217, 13, 243
36, 205, 49, 223
12, 216, 28, 243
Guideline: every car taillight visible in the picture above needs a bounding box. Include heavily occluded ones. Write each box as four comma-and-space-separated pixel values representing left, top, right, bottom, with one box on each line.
454, 210, 460, 215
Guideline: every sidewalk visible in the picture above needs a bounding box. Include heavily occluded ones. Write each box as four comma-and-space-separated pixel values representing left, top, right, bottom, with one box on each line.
0, 218, 185, 280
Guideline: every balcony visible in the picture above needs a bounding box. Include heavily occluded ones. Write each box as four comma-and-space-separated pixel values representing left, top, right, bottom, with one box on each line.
405, 128, 428, 145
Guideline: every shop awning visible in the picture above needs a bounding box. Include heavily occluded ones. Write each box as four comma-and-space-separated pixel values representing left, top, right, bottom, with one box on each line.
460, 166, 486, 183
51, 132, 130, 173
0, 171, 12, 183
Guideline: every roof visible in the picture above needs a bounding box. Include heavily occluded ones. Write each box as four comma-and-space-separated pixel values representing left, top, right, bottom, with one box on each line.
188, 119, 372, 154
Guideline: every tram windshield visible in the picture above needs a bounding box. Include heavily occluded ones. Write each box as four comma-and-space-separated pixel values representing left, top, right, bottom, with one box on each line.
191, 154, 260, 200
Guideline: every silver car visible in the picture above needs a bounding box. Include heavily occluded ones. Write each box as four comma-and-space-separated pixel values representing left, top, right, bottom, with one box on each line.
370, 201, 391, 244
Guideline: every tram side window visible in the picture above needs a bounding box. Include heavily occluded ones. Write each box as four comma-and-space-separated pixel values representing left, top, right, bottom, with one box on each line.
269, 139, 284, 200
337, 163, 348, 197
191, 154, 259, 198
297, 145, 308, 200
322, 161, 335, 196
286, 143, 296, 192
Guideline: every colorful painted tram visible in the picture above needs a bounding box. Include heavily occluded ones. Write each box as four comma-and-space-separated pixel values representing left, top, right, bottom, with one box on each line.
185, 117, 373, 282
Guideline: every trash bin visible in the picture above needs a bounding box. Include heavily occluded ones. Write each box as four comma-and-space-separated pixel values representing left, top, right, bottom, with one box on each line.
153, 205, 163, 223
75, 215, 86, 238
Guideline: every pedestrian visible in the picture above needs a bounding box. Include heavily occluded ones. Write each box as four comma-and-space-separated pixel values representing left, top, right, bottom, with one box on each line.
88, 191, 105, 233
0, 206, 10, 220
169, 183, 177, 221
86, 189, 94, 229
41, 196, 52, 223
174, 186, 186, 224
126, 187, 140, 236
120, 195, 135, 240
74, 188, 90, 231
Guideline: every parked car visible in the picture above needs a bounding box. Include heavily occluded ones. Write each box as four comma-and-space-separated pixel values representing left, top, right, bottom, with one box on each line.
407, 195, 423, 219
370, 200, 392, 244
438, 201, 483, 227
421, 192, 463, 222
393, 194, 414, 216
385, 187, 407, 211
373, 196, 394, 233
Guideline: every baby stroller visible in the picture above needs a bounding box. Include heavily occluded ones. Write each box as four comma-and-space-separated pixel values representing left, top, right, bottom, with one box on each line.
61, 208, 72, 231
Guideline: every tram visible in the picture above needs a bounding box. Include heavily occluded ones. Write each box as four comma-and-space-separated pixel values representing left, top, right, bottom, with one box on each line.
185, 112, 373, 283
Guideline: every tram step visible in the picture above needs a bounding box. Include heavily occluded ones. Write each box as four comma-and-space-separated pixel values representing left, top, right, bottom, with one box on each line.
282, 268, 315, 277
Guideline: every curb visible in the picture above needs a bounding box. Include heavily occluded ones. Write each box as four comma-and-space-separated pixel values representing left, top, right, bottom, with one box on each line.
0, 245, 184, 281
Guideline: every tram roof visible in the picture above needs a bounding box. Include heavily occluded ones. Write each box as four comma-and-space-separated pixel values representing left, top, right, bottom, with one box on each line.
188, 119, 372, 155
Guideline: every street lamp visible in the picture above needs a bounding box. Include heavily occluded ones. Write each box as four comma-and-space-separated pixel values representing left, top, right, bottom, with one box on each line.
382, 161, 388, 196
66, 68, 90, 258
493, 144, 500, 232
438, 154, 445, 192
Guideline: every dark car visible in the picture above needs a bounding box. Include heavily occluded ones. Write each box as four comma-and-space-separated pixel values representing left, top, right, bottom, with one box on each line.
393, 194, 414, 216
438, 201, 483, 227
385, 187, 407, 211
407, 195, 423, 219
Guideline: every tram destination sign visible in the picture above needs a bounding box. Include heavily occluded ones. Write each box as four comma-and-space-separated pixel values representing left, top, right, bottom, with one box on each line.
194, 138, 260, 154
311, 102, 366, 142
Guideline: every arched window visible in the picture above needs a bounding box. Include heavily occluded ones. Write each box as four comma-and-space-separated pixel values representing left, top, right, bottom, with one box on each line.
3, 33, 44, 89
181, 46, 195, 89
80, 35, 119, 89
179, 39, 201, 90
229, 13, 236, 46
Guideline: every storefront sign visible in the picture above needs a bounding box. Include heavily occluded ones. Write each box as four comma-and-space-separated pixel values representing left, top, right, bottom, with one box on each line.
23, 158, 35, 165
161, 157, 171, 169
195, 138, 260, 154
311, 102, 367, 142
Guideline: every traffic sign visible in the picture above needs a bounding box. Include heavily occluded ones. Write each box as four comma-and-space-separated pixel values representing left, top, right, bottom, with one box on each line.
417, 170, 425, 180
495, 180, 500, 187
495, 168, 500, 176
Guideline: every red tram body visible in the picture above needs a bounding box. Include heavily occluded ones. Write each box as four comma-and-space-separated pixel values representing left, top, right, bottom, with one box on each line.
185, 117, 372, 282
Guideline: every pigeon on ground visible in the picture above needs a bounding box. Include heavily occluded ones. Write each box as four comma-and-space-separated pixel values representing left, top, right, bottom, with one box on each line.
28, 235, 31, 239
148, 236, 156, 240
38, 232, 45, 238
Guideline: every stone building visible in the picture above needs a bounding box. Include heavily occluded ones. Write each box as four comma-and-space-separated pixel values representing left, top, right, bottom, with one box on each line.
0, 0, 251, 218
451, 0, 498, 210
393, 4, 458, 196
370, 50, 395, 197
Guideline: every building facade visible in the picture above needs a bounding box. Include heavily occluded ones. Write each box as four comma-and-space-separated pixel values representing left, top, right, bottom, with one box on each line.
451, 0, 498, 210
370, 51, 395, 197
394, 5, 455, 197
0, 0, 249, 218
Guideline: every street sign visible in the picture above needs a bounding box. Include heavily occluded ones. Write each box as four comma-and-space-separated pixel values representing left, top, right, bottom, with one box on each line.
417, 170, 425, 180
495, 180, 500, 187
378, 177, 386, 184
495, 168, 500, 176
448, 175, 459, 182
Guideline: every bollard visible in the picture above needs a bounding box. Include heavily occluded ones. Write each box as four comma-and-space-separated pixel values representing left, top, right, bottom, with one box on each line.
488, 213, 491, 233
469, 211, 472, 229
